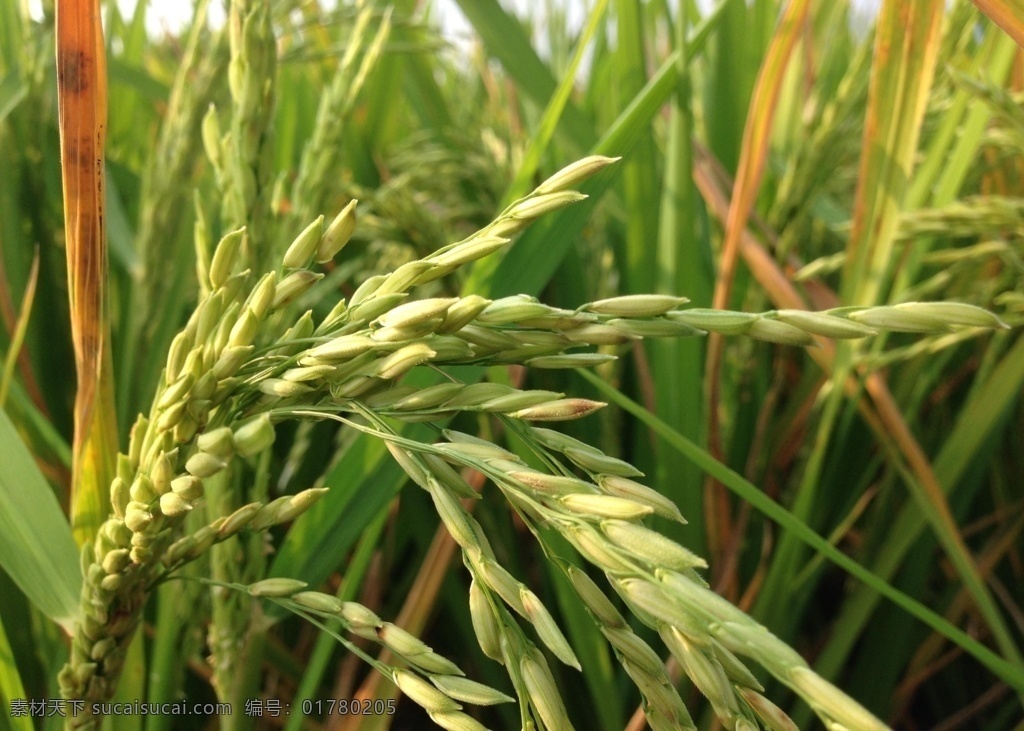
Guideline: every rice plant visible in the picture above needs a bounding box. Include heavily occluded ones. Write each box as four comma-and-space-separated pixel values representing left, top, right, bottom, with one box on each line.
0, 1, 1021, 730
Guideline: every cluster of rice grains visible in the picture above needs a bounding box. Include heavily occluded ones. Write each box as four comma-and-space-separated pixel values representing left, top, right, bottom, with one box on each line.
60, 157, 1006, 730
359, 421, 890, 731
248, 577, 516, 730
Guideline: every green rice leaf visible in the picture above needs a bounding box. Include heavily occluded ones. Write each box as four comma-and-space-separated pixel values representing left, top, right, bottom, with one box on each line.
0, 72, 27, 127
0, 409, 81, 632
0, 612, 33, 731
453, 0, 593, 148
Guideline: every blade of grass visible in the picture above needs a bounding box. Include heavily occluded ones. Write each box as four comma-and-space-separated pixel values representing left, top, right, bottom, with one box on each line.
0, 72, 27, 126
396, 2, 453, 131
0, 613, 32, 731
452, 0, 594, 151
55, 0, 117, 546
704, 0, 756, 176
613, 0, 661, 295
0, 0, 25, 71
0, 409, 80, 632
789, 486, 879, 589
2, 382, 71, 479
972, 0, 1024, 48
0, 234, 55, 451
104, 0, 153, 157
109, 634, 144, 731
0, 250, 39, 409
578, 368, 1024, 694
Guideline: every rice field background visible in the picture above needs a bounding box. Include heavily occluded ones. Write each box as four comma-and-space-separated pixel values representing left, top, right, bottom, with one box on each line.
0, 0, 1023, 729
